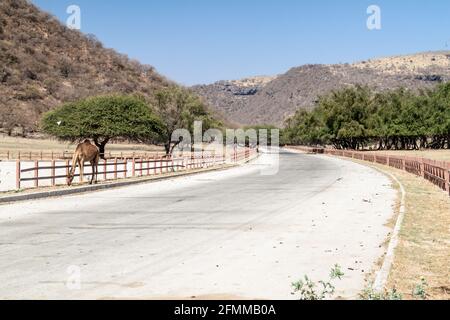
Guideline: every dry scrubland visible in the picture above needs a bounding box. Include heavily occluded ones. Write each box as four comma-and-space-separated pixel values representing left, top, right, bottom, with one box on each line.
367, 150, 450, 162
0, 135, 164, 154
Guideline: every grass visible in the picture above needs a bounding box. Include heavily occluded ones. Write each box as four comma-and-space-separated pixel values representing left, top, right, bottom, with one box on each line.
367, 150, 450, 162
0, 135, 164, 155
352, 160, 450, 300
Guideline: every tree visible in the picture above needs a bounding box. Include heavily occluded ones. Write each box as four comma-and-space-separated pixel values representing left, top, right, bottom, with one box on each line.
41, 95, 164, 157
155, 87, 222, 154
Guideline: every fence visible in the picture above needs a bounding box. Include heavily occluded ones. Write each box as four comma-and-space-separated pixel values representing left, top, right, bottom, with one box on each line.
1, 147, 258, 192
288, 146, 450, 196
0, 150, 164, 161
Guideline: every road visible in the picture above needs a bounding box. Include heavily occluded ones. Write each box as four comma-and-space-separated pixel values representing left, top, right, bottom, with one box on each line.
0, 150, 395, 299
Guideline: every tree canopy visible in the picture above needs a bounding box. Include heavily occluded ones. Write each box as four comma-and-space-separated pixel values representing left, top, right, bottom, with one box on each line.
282, 83, 450, 150
155, 86, 222, 153
41, 95, 164, 156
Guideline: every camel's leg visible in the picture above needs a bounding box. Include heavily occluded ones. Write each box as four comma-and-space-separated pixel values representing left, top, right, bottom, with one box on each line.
69, 154, 78, 177
90, 161, 95, 184
94, 156, 99, 184
79, 158, 84, 183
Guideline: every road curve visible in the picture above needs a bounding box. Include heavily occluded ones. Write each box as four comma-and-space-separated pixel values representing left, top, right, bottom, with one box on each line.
0, 151, 395, 299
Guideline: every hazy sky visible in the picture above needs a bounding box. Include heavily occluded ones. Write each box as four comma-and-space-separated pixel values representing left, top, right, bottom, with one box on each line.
32, 0, 450, 85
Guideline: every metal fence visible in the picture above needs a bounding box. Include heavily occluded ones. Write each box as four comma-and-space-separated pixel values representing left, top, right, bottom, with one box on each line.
288, 146, 450, 196
11, 148, 257, 191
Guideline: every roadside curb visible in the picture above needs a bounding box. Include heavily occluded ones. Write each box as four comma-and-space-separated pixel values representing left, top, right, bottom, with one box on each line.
0, 165, 238, 204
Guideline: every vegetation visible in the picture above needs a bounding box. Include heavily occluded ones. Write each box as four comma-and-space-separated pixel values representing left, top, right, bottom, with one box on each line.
41, 95, 164, 157
155, 87, 223, 154
283, 83, 450, 150
360, 286, 403, 300
0, 0, 169, 135
291, 264, 344, 300
243, 124, 279, 146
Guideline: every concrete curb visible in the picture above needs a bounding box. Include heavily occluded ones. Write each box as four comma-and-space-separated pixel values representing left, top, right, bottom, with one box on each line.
0, 165, 237, 204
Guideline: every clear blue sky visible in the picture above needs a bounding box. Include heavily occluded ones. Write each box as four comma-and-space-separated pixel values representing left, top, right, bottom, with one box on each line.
32, 0, 450, 85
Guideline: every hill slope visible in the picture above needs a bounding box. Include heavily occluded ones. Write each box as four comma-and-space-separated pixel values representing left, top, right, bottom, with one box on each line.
0, 0, 171, 135
192, 52, 450, 126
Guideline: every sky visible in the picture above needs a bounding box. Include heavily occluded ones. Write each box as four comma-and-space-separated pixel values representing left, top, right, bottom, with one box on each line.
32, 0, 450, 85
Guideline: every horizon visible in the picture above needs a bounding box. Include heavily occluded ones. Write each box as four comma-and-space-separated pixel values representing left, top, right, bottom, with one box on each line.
31, 0, 450, 85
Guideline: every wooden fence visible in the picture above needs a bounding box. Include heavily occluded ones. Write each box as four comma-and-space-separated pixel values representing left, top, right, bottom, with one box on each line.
288, 146, 450, 196
13, 148, 257, 191
0, 150, 163, 161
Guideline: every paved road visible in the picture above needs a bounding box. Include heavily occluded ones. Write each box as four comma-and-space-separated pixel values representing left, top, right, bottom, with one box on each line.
0, 151, 395, 299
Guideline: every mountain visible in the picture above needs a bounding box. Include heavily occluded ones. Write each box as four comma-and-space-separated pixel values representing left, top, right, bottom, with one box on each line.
0, 0, 173, 135
192, 52, 450, 126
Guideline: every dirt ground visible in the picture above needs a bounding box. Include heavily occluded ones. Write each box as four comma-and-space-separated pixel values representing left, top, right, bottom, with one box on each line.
367, 150, 450, 162
0, 135, 164, 158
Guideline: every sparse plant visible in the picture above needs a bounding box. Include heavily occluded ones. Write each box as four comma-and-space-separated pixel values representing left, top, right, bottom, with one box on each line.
291, 264, 344, 300
412, 277, 428, 300
360, 285, 403, 300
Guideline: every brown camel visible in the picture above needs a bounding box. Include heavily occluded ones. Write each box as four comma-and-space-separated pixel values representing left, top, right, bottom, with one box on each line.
67, 139, 100, 186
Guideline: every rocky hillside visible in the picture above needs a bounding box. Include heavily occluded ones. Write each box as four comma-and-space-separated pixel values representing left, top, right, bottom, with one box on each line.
193, 52, 450, 126
0, 0, 172, 135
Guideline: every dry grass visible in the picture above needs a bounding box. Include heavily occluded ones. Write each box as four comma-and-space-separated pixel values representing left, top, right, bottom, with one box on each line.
354, 161, 450, 299
367, 150, 450, 161
0, 135, 164, 154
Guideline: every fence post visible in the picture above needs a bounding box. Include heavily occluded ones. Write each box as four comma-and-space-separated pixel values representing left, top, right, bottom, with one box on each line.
51, 160, 56, 186
147, 157, 150, 176
132, 158, 136, 177
114, 158, 118, 180
124, 158, 127, 178
66, 160, 69, 179
444, 164, 450, 193
16, 160, 20, 190
103, 159, 107, 180
420, 159, 424, 177
34, 160, 39, 188
140, 158, 143, 176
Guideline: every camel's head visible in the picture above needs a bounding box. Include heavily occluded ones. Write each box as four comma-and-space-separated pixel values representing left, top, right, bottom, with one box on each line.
67, 174, 75, 186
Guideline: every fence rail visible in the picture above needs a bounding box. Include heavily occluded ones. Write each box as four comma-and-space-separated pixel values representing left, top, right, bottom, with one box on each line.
288, 146, 450, 196
9, 148, 257, 191
0, 150, 165, 161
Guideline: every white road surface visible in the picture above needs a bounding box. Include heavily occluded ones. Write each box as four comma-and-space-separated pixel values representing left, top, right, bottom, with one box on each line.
0, 150, 396, 299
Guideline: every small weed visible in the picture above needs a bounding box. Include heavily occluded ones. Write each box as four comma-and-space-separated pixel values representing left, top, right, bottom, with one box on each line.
360, 285, 403, 300
291, 264, 344, 300
412, 277, 428, 300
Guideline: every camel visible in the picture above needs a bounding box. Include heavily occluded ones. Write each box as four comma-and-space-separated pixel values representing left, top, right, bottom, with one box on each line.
67, 139, 100, 186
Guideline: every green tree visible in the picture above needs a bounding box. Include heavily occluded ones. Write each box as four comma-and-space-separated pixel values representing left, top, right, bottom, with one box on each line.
155, 87, 222, 154
41, 95, 164, 157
